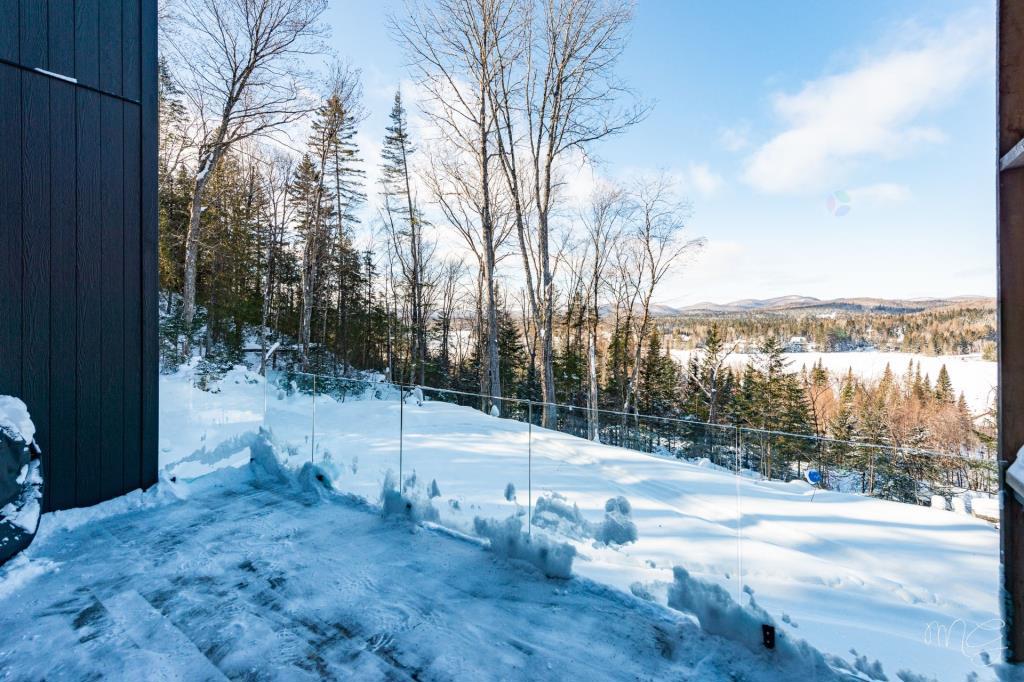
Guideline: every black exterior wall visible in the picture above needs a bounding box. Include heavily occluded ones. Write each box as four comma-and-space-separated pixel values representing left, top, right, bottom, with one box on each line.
0, 1, 158, 511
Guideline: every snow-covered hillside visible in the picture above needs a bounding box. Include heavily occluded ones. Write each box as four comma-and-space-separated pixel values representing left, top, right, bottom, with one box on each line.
671, 349, 998, 413
158, 365, 1001, 681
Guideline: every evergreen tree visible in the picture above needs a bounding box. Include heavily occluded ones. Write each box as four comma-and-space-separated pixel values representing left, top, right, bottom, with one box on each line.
381, 90, 431, 385
935, 365, 955, 403
638, 329, 680, 415
289, 153, 335, 366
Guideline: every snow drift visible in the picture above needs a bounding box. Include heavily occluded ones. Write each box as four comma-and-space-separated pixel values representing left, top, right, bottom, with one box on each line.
473, 515, 576, 579
667, 566, 836, 676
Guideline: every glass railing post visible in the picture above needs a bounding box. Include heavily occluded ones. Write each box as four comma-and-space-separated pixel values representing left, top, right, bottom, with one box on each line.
735, 425, 744, 603
311, 374, 316, 463
399, 382, 404, 489
262, 363, 268, 424
527, 399, 533, 537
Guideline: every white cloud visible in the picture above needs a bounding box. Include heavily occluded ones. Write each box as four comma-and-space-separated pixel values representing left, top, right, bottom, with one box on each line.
847, 182, 911, 204
743, 12, 992, 194
719, 124, 751, 152
686, 162, 723, 196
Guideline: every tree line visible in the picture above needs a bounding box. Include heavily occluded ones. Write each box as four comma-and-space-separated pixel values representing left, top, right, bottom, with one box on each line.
660, 304, 997, 358
678, 325, 993, 468
156, 0, 992, 485
158, 0, 706, 428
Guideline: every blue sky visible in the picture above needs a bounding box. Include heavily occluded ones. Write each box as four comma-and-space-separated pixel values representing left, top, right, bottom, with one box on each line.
322, 0, 996, 305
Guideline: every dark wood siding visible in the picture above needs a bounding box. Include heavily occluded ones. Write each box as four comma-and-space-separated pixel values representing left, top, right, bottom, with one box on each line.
0, 0, 157, 511
1000, 0, 1024, 660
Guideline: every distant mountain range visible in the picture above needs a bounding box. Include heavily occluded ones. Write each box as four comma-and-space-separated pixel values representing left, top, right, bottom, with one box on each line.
651, 295, 995, 317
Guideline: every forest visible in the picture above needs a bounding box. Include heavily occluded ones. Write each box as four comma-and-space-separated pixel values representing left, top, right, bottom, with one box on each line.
156, 0, 994, 479
659, 303, 997, 358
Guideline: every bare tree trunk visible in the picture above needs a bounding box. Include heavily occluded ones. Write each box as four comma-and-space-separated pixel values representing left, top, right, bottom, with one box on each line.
588, 332, 600, 441
182, 159, 217, 355
476, 271, 487, 401
623, 292, 652, 415
300, 246, 317, 363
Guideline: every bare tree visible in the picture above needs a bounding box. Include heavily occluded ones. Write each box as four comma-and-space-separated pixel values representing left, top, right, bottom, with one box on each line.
164, 0, 327, 354
621, 174, 703, 415
380, 90, 433, 385
681, 325, 739, 426
436, 259, 467, 381
257, 148, 295, 374
579, 182, 631, 439
393, 0, 520, 405
491, 0, 647, 426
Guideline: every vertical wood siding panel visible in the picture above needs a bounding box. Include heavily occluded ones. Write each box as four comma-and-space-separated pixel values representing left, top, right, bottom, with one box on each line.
19, 0, 46, 69
75, 0, 99, 89
49, 79, 77, 511
122, 102, 141, 492
1, 0, 156, 509
76, 88, 102, 506
98, 0, 122, 96
99, 96, 125, 501
0, 0, 19, 63
0, 65, 22, 397
48, 1, 75, 77
21, 72, 50, 507
122, 0, 140, 101
139, 0, 159, 488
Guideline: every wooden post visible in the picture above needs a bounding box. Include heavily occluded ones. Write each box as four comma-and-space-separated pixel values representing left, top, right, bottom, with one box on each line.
999, 0, 1024, 662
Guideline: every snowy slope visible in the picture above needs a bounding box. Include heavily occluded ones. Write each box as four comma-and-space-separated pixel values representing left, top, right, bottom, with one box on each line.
158, 366, 1001, 681
1, 438, 847, 681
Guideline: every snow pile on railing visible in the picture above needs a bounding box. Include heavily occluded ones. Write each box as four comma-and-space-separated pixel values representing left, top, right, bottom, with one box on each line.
0, 396, 34, 444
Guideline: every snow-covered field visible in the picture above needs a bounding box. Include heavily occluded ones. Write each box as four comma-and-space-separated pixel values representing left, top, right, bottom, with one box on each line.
670, 349, 998, 413
157, 365, 1001, 681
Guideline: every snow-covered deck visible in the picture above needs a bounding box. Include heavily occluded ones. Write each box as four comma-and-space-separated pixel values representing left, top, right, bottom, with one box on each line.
0, 461, 838, 681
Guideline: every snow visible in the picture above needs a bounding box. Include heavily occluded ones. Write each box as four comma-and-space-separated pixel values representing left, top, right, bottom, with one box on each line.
0, 396, 35, 444
0, 436, 854, 681
380, 470, 440, 523
667, 565, 828, 671
1008, 446, 1024, 505
472, 515, 576, 579
671, 349, 998, 413
596, 496, 638, 545
152, 366, 1001, 681
1, 461, 42, 532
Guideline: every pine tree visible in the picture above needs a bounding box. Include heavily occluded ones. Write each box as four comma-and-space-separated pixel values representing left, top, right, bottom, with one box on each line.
498, 304, 529, 400
308, 91, 367, 372
682, 324, 734, 424
830, 370, 858, 442
381, 90, 431, 386
935, 365, 955, 403
289, 154, 335, 366
638, 328, 680, 415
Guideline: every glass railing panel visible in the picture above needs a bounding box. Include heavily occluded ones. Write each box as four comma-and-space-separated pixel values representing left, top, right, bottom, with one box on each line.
158, 364, 266, 479
524, 403, 743, 603
398, 385, 532, 535
735, 430, 1000, 680
262, 369, 316, 468
308, 374, 400, 503
253, 370, 1001, 678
